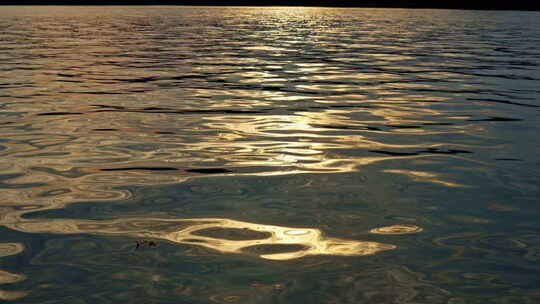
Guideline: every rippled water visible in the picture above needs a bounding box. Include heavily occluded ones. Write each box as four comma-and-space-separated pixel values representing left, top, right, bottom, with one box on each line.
1, 5, 539, 303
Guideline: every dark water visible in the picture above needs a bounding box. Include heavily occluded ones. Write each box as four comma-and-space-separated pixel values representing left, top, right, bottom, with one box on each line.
0, 5, 539, 303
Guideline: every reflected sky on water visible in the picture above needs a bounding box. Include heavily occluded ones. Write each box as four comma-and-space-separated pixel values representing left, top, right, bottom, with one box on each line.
0, 5, 539, 303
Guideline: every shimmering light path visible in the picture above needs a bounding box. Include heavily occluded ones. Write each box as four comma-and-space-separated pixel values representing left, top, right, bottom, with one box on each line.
7, 217, 401, 260
0, 6, 539, 303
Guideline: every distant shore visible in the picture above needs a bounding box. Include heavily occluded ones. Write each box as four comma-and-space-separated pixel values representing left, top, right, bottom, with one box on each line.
1, 1, 539, 11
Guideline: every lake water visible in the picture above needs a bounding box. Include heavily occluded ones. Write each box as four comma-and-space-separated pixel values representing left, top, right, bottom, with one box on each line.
0, 5, 539, 303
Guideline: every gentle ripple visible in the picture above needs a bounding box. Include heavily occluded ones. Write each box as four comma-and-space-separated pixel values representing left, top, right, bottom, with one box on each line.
0, 6, 539, 303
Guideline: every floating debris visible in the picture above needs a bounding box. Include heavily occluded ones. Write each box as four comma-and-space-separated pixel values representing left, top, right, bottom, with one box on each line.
135, 240, 159, 249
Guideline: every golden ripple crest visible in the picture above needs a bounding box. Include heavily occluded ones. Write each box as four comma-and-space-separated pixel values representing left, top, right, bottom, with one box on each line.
0, 243, 24, 258
0, 270, 26, 284
370, 225, 423, 235
5, 217, 396, 261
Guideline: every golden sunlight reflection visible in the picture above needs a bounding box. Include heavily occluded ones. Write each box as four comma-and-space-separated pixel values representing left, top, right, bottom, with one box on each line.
0, 243, 24, 257
370, 225, 423, 235
0, 290, 30, 301
1, 5, 537, 302
0, 243, 27, 299
6, 217, 398, 261
1, 101, 419, 178
0, 4, 468, 270
383, 169, 467, 188
158, 218, 396, 260
0, 270, 26, 284
0, 155, 402, 264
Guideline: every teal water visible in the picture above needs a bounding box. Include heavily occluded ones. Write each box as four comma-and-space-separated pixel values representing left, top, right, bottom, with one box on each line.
0, 6, 539, 303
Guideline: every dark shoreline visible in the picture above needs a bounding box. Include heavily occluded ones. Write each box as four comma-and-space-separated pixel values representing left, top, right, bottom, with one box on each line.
1, 1, 539, 11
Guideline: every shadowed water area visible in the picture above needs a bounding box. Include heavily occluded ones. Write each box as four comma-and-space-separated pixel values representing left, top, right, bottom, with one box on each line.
0, 5, 539, 303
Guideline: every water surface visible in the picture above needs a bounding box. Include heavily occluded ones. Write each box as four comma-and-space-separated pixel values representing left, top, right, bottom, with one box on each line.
0, 6, 539, 303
